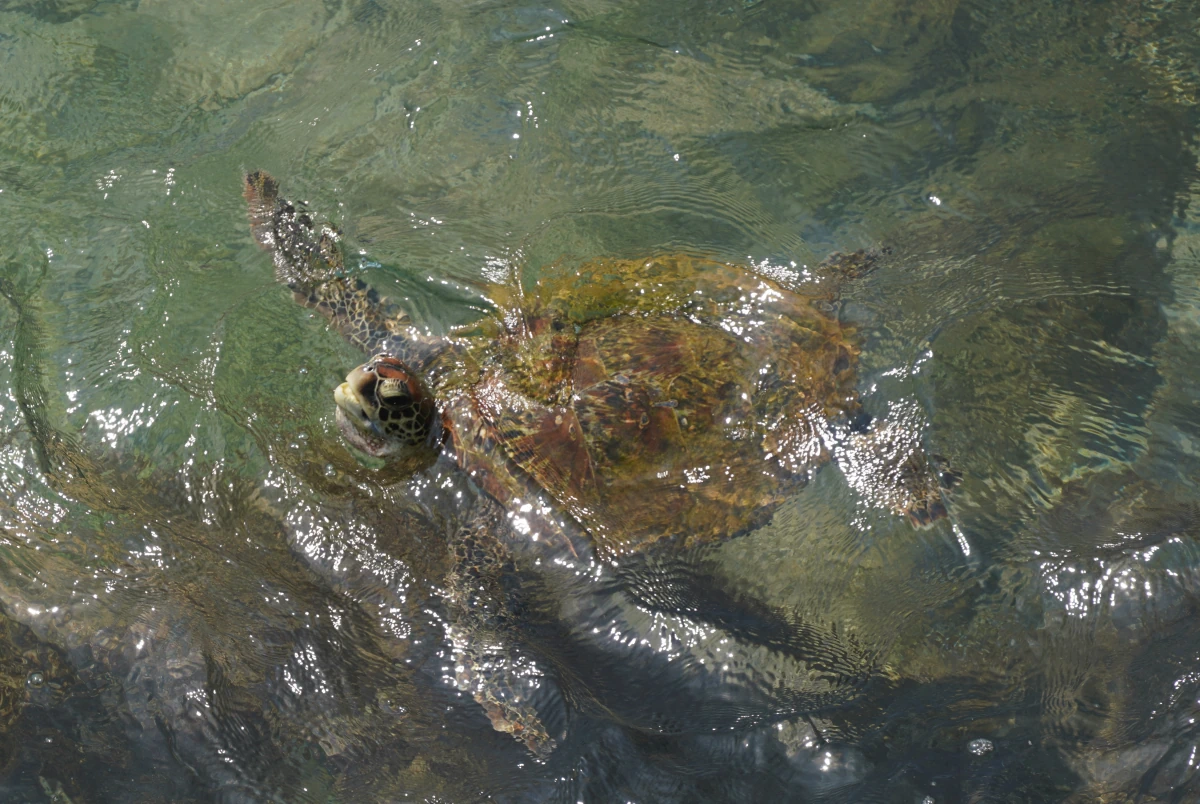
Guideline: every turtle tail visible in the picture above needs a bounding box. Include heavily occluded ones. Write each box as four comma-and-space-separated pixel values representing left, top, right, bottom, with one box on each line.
243, 171, 445, 369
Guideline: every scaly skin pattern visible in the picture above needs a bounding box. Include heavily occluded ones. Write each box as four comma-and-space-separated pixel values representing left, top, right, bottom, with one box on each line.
244, 171, 445, 371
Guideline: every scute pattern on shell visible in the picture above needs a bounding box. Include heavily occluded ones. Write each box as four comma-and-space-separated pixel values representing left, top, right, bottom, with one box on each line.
447, 254, 866, 556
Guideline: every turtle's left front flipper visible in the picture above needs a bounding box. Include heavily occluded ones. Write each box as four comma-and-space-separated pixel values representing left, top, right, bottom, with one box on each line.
444, 499, 564, 759
243, 171, 444, 371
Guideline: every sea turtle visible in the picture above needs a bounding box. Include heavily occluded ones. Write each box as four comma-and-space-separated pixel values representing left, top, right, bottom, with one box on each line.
243, 170, 954, 755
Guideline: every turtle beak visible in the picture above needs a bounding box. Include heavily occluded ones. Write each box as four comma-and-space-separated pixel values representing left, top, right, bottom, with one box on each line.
334, 379, 356, 410
334, 365, 385, 441
334, 380, 368, 425
340, 363, 379, 405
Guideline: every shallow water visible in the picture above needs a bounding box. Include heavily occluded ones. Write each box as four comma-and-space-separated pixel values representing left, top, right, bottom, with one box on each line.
1, 0, 1199, 800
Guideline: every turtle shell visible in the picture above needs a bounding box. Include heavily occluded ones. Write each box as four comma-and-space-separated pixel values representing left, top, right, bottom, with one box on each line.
446, 254, 862, 556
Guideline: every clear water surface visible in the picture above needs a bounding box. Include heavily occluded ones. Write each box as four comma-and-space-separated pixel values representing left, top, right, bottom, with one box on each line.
1, 0, 1199, 800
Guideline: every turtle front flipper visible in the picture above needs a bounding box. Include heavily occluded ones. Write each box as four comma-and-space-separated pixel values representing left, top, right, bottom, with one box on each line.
836, 401, 958, 527
243, 171, 445, 371
444, 500, 563, 758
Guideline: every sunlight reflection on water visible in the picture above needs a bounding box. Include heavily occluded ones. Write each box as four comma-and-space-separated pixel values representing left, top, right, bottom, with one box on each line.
0, 0, 1198, 800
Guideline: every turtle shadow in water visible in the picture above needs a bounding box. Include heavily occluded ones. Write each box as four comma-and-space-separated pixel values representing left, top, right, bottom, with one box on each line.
508, 548, 881, 739
505, 549, 1088, 802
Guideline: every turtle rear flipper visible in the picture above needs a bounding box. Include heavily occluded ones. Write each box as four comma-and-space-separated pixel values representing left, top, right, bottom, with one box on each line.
905, 452, 961, 527
811, 246, 893, 301
838, 409, 957, 527
818, 247, 889, 282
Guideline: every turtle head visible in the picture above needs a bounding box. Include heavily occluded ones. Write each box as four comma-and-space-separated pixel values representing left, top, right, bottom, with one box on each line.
334, 355, 437, 459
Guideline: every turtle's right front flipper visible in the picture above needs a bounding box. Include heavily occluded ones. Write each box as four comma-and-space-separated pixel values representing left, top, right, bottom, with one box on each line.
243, 171, 444, 370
